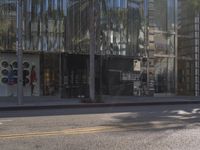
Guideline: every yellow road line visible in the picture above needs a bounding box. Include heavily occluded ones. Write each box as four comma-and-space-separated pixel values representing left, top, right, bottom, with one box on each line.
0, 126, 123, 140
0, 122, 178, 140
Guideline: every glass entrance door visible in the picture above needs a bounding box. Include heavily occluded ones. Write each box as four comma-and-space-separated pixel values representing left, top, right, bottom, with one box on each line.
62, 54, 88, 98
40, 53, 60, 96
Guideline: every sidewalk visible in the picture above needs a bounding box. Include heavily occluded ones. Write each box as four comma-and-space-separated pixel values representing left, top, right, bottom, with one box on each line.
0, 96, 200, 110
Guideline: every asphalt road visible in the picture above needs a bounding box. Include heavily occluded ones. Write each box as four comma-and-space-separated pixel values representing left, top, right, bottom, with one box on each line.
0, 104, 200, 150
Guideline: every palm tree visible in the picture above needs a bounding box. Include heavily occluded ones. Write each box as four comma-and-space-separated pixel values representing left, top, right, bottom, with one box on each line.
88, 0, 103, 102
67, 0, 105, 102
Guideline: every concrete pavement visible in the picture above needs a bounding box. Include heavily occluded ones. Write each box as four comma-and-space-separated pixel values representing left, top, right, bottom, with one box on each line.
0, 105, 200, 150
0, 96, 200, 110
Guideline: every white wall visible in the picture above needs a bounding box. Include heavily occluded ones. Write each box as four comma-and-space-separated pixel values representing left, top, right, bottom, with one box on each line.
0, 53, 40, 96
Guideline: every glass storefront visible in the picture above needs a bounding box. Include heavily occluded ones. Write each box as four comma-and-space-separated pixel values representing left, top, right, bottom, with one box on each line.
2, 0, 194, 98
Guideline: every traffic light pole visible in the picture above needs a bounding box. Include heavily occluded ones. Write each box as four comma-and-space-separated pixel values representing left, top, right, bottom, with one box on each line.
16, 0, 23, 105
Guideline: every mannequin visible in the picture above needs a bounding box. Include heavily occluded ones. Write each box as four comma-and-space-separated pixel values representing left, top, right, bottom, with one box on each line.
30, 65, 37, 96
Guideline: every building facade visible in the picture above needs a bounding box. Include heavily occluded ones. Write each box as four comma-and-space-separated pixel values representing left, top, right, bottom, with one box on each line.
0, 0, 199, 98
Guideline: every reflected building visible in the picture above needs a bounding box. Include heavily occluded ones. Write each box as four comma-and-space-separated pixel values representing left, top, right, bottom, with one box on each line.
0, 0, 199, 98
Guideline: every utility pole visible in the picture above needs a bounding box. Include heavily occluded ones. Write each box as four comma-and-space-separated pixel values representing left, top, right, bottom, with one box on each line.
16, 0, 23, 105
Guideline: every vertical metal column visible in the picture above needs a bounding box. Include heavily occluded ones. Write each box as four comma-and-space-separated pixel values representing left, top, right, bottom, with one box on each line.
16, 0, 23, 104
174, 0, 178, 95
195, 13, 200, 96
148, 0, 155, 96
89, 0, 95, 102
144, 0, 149, 91
59, 1, 62, 98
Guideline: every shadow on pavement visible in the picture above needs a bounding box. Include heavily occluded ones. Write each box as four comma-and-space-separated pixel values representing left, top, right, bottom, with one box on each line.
104, 105, 200, 132
0, 104, 200, 132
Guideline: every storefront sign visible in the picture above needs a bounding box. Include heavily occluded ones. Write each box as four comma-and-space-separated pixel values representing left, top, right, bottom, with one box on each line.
133, 60, 141, 72
121, 72, 140, 81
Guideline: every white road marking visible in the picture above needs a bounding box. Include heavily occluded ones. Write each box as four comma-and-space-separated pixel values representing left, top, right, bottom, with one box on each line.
0, 120, 12, 122
0, 120, 12, 125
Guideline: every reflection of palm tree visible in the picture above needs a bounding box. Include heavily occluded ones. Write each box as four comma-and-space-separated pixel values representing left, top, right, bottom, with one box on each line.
0, 1, 16, 50
186, 0, 200, 12
65, 0, 102, 52
128, 1, 142, 56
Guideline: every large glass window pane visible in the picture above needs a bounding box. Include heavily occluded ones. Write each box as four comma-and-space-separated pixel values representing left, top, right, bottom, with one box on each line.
100, 0, 144, 56
154, 0, 175, 32
167, 0, 175, 32
64, 0, 90, 54
23, 0, 64, 52
127, 0, 143, 56
177, 0, 195, 95
0, 0, 16, 51
154, 57, 175, 94
152, 0, 176, 95
154, 34, 175, 55
154, 0, 168, 32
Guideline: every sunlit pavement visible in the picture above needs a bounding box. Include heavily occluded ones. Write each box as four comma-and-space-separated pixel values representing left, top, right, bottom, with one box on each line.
0, 104, 200, 150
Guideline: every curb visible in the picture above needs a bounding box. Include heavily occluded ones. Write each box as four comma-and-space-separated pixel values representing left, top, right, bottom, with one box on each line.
0, 100, 200, 111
